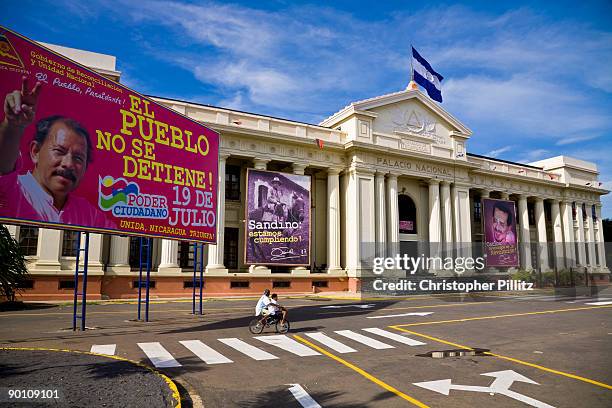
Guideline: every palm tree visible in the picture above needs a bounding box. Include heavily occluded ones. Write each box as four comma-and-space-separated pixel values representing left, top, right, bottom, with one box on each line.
0, 225, 30, 302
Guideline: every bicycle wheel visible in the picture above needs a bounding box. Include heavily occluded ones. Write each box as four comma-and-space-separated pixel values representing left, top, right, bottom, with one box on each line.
276, 320, 290, 334
249, 318, 264, 334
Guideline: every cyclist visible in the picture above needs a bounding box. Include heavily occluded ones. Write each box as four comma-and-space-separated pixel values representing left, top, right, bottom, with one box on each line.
255, 289, 272, 324
269, 293, 288, 326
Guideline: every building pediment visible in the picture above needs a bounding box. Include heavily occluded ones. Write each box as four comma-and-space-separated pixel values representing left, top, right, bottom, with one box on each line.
320, 88, 471, 138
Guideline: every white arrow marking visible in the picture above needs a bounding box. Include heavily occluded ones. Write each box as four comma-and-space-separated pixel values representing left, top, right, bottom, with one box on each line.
321, 304, 376, 309
413, 370, 555, 408
366, 312, 433, 319
287, 384, 321, 408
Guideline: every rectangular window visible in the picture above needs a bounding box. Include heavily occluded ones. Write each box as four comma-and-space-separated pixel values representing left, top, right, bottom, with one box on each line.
572, 202, 576, 220
59, 280, 75, 290
183, 280, 204, 289
273, 281, 290, 288
528, 203, 535, 226
61, 231, 80, 257
16, 279, 34, 289
544, 202, 551, 222
132, 280, 156, 289
225, 165, 241, 201
18, 226, 39, 256
230, 281, 249, 288
179, 241, 194, 269
224, 228, 239, 270
474, 200, 482, 222
312, 280, 328, 288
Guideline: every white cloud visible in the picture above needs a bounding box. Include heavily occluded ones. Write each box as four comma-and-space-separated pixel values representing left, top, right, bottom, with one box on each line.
556, 134, 600, 146
485, 146, 513, 157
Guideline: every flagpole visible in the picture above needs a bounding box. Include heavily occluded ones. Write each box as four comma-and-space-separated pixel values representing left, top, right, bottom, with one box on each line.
410, 43, 414, 81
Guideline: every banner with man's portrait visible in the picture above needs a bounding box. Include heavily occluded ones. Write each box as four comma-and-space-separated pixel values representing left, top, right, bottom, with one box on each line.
482, 198, 519, 267
245, 169, 310, 266
0, 27, 219, 243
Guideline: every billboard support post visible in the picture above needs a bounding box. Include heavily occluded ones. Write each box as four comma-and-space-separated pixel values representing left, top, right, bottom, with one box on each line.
72, 232, 90, 331
137, 237, 152, 321
145, 237, 152, 322
192, 243, 204, 315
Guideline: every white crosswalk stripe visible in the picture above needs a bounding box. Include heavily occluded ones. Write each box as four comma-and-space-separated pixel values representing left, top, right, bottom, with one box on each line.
138, 342, 182, 368
334, 330, 394, 349
303, 332, 357, 353
90, 344, 116, 355
218, 338, 278, 360
584, 300, 612, 306
254, 335, 321, 357
95, 326, 431, 366
179, 340, 233, 364
362, 328, 426, 346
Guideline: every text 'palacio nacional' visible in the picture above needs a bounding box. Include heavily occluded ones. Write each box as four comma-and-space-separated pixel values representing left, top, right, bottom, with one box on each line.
5, 44, 609, 300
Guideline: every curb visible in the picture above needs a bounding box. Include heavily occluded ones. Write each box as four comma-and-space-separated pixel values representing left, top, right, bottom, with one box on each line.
0, 347, 181, 408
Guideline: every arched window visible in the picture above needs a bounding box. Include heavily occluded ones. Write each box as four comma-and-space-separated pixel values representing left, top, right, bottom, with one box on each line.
398, 194, 417, 234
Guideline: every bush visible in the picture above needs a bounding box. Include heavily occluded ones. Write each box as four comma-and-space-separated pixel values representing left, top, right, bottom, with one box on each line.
511, 269, 537, 283
0, 226, 30, 301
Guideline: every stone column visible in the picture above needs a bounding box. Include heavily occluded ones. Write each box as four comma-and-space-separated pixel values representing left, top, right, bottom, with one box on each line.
386, 173, 399, 258
159, 239, 181, 273
575, 202, 587, 266
440, 181, 453, 258
428, 180, 441, 263
345, 168, 360, 271
550, 200, 564, 270
561, 201, 575, 268
291, 163, 309, 275
252, 158, 269, 171
292, 163, 307, 175
206, 154, 229, 272
452, 184, 473, 261
35, 228, 62, 270
595, 204, 607, 268
499, 191, 510, 200
6, 225, 17, 238
374, 171, 386, 258
517, 195, 532, 271
534, 197, 550, 272
108, 236, 131, 273
82, 233, 104, 270
327, 168, 342, 272
586, 204, 597, 267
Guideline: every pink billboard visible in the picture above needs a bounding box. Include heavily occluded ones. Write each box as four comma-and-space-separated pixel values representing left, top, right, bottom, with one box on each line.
482, 198, 519, 267
0, 27, 219, 243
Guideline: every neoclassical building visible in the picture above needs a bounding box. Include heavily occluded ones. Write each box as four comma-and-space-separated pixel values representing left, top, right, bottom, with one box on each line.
5, 45, 609, 299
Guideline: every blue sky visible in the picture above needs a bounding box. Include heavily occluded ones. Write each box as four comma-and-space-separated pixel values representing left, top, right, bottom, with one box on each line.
2, 0, 612, 215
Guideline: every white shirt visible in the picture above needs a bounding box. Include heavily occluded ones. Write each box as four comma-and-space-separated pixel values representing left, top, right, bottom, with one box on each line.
255, 294, 270, 316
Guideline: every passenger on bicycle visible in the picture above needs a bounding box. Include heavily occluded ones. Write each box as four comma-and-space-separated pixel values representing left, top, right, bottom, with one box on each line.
255, 289, 272, 324
269, 293, 288, 326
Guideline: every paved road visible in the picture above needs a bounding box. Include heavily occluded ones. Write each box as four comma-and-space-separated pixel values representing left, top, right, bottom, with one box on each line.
1, 291, 611, 407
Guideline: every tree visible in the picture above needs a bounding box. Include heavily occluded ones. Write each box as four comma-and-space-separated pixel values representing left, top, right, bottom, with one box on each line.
0, 225, 30, 302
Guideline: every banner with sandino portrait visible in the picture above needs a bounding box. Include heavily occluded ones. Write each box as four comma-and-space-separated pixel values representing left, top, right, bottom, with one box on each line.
245, 169, 310, 266
0, 26, 219, 243
482, 198, 519, 267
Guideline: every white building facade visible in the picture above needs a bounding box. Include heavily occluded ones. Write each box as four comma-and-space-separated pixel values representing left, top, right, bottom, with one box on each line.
5, 47, 609, 299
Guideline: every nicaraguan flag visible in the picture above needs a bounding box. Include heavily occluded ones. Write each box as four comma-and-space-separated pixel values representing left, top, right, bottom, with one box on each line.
412, 47, 443, 102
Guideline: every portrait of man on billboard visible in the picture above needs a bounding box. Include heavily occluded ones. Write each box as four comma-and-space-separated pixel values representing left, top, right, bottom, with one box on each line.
483, 198, 519, 267
0, 77, 115, 228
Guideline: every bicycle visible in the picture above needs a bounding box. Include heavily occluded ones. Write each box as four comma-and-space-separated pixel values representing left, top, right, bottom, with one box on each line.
249, 313, 290, 334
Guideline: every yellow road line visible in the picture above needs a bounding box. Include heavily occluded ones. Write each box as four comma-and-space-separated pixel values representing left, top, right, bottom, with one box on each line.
393, 304, 612, 327
293, 335, 429, 407
390, 321, 612, 390
1, 347, 181, 406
